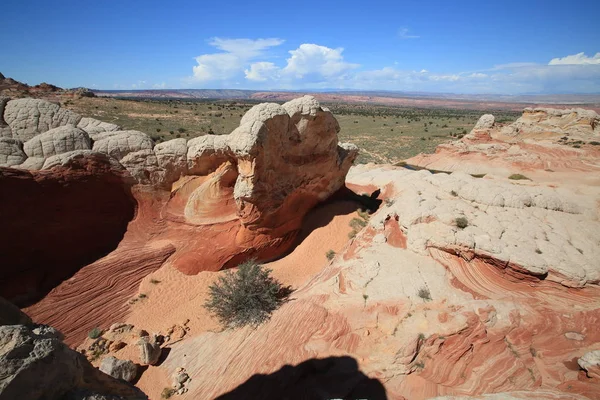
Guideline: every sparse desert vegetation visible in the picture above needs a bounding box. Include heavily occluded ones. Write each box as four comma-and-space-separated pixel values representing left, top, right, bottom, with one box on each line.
455, 217, 469, 229
204, 260, 291, 328
508, 173, 531, 180
61, 96, 521, 164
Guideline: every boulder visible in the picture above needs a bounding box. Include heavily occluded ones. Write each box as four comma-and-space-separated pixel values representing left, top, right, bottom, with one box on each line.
137, 337, 161, 366
473, 114, 495, 130
0, 138, 26, 167
578, 350, 600, 379
0, 324, 84, 399
77, 117, 121, 138
0, 97, 11, 138
154, 138, 188, 186
0, 297, 32, 326
23, 125, 91, 160
99, 356, 138, 382
0, 324, 146, 400
3, 98, 82, 141
92, 130, 154, 161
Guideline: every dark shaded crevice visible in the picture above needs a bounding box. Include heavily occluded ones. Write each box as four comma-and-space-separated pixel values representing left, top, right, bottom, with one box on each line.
0, 158, 136, 307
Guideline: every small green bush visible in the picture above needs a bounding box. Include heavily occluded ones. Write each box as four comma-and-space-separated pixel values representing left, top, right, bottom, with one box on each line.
508, 174, 530, 180
349, 217, 367, 231
326, 250, 336, 261
417, 287, 432, 301
205, 260, 291, 328
455, 217, 468, 229
88, 327, 102, 339
161, 388, 176, 399
450, 190, 458, 197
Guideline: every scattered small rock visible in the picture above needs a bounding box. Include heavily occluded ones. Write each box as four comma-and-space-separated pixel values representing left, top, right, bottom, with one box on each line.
99, 356, 138, 382
138, 336, 162, 365
565, 331, 585, 341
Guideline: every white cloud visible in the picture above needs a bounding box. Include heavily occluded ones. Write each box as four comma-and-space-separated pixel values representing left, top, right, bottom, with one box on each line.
209, 38, 284, 58
192, 37, 284, 81
549, 52, 600, 65
245, 62, 279, 81
282, 44, 359, 78
188, 43, 600, 94
398, 28, 419, 39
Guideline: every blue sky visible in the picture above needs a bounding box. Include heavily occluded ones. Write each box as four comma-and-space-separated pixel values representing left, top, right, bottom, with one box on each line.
1, 0, 599, 94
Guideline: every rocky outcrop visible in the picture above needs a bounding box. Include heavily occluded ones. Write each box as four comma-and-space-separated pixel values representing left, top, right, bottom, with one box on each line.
169, 96, 358, 271
0, 97, 11, 137
4, 98, 82, 141
154, 163, 600, 399
0, 138, 26, 166
77, 118, 120, 138
0, 309, 146, 399
578, 351, 600, 379
92, 130, 154, 160
503, 107, 600, 137
23, 125, 91, 159
407, 107, 600, 180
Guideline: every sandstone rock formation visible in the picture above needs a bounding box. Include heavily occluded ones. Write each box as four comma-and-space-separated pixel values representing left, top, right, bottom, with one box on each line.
4, 92, 600, 400
0, 138, 26, 166
137, 337, 161, 366
0, 302, 145, 400
4, 98, 82, 141
407, 108, 600, 183
77, 117, 120, 137
2, 95, 356, 346
23, 125, 91, 159
150, 163, 600, 399
578, 351, 600, 380
99, 357, 138, 382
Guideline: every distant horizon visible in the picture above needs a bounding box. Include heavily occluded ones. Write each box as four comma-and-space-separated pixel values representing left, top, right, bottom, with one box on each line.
92, 86, 600, 97
3, 0, 598, 95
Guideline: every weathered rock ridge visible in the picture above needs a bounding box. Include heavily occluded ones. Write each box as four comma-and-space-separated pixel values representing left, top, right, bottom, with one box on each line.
408, 107, 600, 183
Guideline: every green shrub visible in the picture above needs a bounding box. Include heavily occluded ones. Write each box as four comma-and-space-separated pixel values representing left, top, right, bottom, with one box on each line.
161, 388, 176, 399
508, 174, 530, 180
326, 250, 336, 261
455, 217, 468, 229
417, 287, 432, 301
350, 217, 367, 231
205, 260, 291, 328
88, 327, 102, 339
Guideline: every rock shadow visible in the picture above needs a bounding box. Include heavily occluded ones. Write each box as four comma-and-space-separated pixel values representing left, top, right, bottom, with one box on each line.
0, 161, 136, 307
277, 186, 382, 260
215, 355, 387, 400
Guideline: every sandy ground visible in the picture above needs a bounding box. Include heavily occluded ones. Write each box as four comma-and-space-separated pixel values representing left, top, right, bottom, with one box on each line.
124, 199, 360, 399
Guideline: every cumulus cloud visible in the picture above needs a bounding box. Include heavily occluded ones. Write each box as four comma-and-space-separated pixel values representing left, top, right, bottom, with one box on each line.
549, 52, 600, 65
189, 43, 600, 94
245, 62, 279, 81
282, 44, 359, 78
192, 37, 284, 81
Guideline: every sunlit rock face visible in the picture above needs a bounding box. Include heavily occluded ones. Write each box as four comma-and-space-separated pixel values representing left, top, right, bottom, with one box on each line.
407, 107, 600, 182
155, 163, 600, 399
